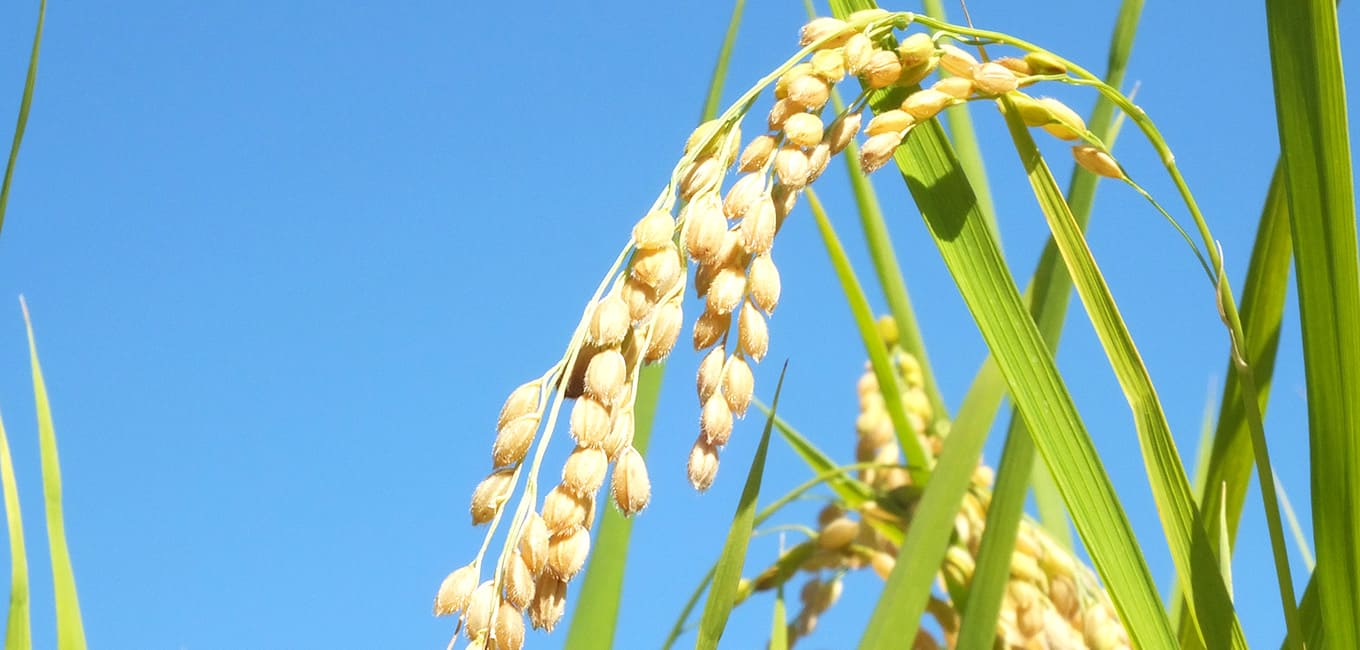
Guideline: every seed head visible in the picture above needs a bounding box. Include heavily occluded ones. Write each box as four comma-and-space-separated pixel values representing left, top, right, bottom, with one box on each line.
801, 578, 843, 613
902, 88, 955, 121
740, 196, 777, 255
1030, 97, 1086, 140
767, 98, 800, 131
631, 243, 681, 293
807, 143, 831, 183
931, 76, 974, 99
504, 553, 536, 609
583, 347, 627, 405
691, 306, 731, 351
939, 44, 979, 78
528, 574, 567, 632
723, 173, 764, 219
859, 132, 903, 173
701, 391, 735, 446
706, 264, 748, 315
972, 62, 1019, 95
434, 563, 479, 616
738, 135, 777, 172
569, 396, 611, 448
470, 468, 516, 525
464, 580, 496, 640
685, 119, 723, 155
632, 210, 676, 250
497, 380, 542, 432
774, 145, 810, 189
786, 75, 831, 111
862, 49, 903, 89
771, 183, 799, 221
492, 414, 539, 468
697, 346, 725, 403
844, 33, 873, 75
621, 277, 657, 323
1024, 50, 1067, 75
995, 56, 1031, 76
562, 445, 609, 495
589, 294, 630, 346
722, 355, 754, 417
783, 113, 824, 148
775, 63, 813, 100
687, 437, 721, 491
866, 110, 915, 136
799, 17, 854, 48
643, 298, 683, 364
825, 111, 862, 155
738, 300, 769, 361
1072, 146, 1124, 179
683, 194, 727, 265
542, 484, 591, 533
897, 33, 935, 67
818, 516, 860, 550
602, 409, 634, 461
519, 512, 550, 575
493, 602, 526, 650
611, 446, 651, 515
810, 49, 846, 82
678, 156, 721, 202
870, 550, 896, 579
547, 526, 591, 580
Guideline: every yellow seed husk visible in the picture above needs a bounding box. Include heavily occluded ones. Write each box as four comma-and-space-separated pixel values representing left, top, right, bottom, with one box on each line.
685, 119, 723, 155
621, 276, 657, 323
632, 210, 676, 250
602, 409, 634, 462
589, 294, 630, 346
844, 33, 873, 75
1036, 97, 1086, 140
783, 112, 825, 148
562, 445, 609, 495
1048, 572, 1079, 620
818, 516, 860, 550
631, 243, 681, 293
825, 111, 862, 155
767, 98, 800, 131
1024, 50, 1067, 75
493, 602, 526, 650
706, 264, 748, 315
547, 525, 591, 580
748, 253, 781, 313
504, 553, 536, 609
464, 580, 496, 639
611, 446, 651, 515
723, 173, 764, 220
701, 391, 735, 446
697, 346, 725, 404
902, 88, 955, 121
807, 143, 831, 183
738, 300, 769, 361
644, 298, 683, 363
870, 550, 896, 579
810, 49, 846, 82
569, 396, 611, 448
866, 110, 915, 136
683, 193, 728, 266
972, 61, 1019, 95
520, 512, 549, 575
723, 355, 755, 418
492, 414, 539, 468
928, 77, 971, 101
859, 132, 903, 173
994, 56, 1031, 76
1072, 146, 1124, 179
687, 436, 720, 491
896, 32, 935, 68
862, 49, 903, 89
740, 196, 777, 255
738, 135, 778, 172
583, 347, 627, 405
678, 156, 720, 201
786, 75, 831, 111
542, 484, 590, 533
470, 468, 516, 525
771, 183, 799, 222
938, 44, 978, 78
434, 563, 479, 616
774, 144, 810, 189
799, 17, 853, 48
775, 63, 813, 100
856, 409, 893, 447
876, 314, 900, 347
692, 305, 731, 350
527, 573, 567, 632
497, 380, 541, 432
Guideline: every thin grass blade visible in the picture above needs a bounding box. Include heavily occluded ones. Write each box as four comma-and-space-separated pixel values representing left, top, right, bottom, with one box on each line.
769, 587, 788, 650
0, 0, 45, 239
0, 411, 30, 650
21, 299, 86, 650
695, 365, 787, 650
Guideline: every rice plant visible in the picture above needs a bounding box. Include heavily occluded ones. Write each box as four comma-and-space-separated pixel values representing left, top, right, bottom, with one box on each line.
435, 1, 1354, 649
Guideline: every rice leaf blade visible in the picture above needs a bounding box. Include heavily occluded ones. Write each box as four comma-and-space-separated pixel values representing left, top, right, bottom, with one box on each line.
0, 411, 30, 650
0, 0, 45, 239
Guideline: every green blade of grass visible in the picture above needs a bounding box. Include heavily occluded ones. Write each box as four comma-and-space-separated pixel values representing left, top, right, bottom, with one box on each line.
1264, 0, 1360, 646
1274, 471, 1315, 572
769, 587, 788, 650
997, 100, 1244, 647
0, 411, 30, 650
695, 365, 787, 650
1291, 575, 1322, 650
0, 0, 45, 239
21, 298, 86, 650
829, 6, 1174, 648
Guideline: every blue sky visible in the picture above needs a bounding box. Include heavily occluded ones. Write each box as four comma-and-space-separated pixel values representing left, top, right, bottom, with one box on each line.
0, 1, 1354, 648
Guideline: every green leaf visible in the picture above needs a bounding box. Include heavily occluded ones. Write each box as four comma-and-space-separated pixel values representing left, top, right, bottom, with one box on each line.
0, 0, 45, 239
0, 411, 30, 650
769, 587, 788, 650
695, 365, 786, 650
21, 299, 86, 650
1264, 0, 1359, 646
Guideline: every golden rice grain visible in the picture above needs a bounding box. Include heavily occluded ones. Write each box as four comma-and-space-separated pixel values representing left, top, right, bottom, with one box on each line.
470, 468, 516, 525
433, 563, 479, 616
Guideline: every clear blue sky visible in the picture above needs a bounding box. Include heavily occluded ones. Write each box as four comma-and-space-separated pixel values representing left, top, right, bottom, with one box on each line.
0, 1, 1353, 648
